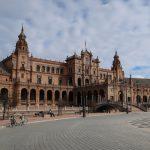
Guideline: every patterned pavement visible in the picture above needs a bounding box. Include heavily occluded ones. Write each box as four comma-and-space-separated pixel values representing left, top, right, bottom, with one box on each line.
0, 112, 150, 150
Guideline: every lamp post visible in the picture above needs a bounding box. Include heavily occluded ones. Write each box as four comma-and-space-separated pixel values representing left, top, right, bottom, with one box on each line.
82, 90, 86, 118
58, 81, 62, 116
81, 62, 86, 118
124, 79, 128, 114
26, 79, 30, 111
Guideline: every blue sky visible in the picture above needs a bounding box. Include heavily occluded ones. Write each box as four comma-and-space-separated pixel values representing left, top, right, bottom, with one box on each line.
0, 0, 150, 78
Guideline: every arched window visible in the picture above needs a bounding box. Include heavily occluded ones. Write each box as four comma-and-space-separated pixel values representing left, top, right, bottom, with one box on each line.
47, 66, 50, 73
36, 65, 40, 72
42, 66, 45, 72
85, 79, 89, 85
52, 67, 55, 73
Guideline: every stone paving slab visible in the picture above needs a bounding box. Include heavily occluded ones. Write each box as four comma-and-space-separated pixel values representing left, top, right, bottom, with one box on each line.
0, 112, 150, 150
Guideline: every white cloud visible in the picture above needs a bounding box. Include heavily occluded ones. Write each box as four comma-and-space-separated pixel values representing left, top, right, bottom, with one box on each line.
0, 0, 150, 77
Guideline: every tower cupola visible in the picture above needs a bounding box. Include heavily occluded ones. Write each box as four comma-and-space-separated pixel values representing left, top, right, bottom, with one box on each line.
15, 26, 28, 54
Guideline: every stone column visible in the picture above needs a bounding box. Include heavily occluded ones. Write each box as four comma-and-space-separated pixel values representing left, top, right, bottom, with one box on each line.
27, 89, 30, 110
66, 92, 69, 106
36, 88, 39, 110
44, 89, 47, 110
52, 90, 55, 107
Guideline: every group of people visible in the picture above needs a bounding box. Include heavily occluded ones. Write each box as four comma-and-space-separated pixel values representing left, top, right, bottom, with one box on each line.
9, 114, 26, 127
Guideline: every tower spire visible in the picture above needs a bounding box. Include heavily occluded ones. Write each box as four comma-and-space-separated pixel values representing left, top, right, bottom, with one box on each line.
21, 24, 24, 33
18, 25, 26, 40
84, 40, 87, 50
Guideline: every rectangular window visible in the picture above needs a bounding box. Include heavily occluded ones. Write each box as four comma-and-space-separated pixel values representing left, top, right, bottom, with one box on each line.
60, 68, 64, 74
48, 77, 52, 84
59, 79, 62, 85
47, 66, 50, 73
52, 67, 55, 73
37, 75, 41, 84
56, 68, 60, 74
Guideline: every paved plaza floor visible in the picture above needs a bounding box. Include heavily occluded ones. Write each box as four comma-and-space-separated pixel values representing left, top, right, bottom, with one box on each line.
0, 112, 150, 150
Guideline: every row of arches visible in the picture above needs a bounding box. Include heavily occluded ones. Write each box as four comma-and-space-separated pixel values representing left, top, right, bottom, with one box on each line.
118, 91, 150, 104
136, 95, 150, 103
76, 89, 105, 106
21, 88, 73, 104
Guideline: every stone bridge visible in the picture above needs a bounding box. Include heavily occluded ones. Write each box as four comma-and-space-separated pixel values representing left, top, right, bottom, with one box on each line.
95, 101, 127, 112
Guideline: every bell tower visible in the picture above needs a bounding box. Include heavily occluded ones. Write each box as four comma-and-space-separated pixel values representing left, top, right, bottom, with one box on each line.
111, 51, 124, 81
14, 26, 30, 82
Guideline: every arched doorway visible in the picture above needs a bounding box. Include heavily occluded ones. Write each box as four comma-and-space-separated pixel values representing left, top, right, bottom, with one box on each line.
118, 91, 123, 104
68, 91, 73, 105
55, 90, 60, 102
99, 89, 105, 102
30, 89, 36, 102
78, 78, 81, 86
143, 96, 147, 103
136, 95, 141, 105
47, 90, 52, 101
39, 89, 45, 102
62, 91, 67, 105
21, 88, 28, 101
77, 92, 81, 106
1, 88, 8, 103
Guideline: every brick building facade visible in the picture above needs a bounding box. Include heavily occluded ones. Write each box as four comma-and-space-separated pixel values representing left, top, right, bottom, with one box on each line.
0, 27, 149, 111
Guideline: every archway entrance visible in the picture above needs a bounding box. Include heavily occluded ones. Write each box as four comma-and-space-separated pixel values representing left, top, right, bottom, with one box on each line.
55, 90, 60, 102
136, 95, 141, 105
118, 91, 123, 105
99, 89, 105, 102
0, 88, 8, 104
30, 89, 36, 102
39, 89, 45, 103
68, 91, 73, 106
143, 96, 147, 103
62, 91, 67, 105
47, 90, 52, 102
21, 88, 28, 102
